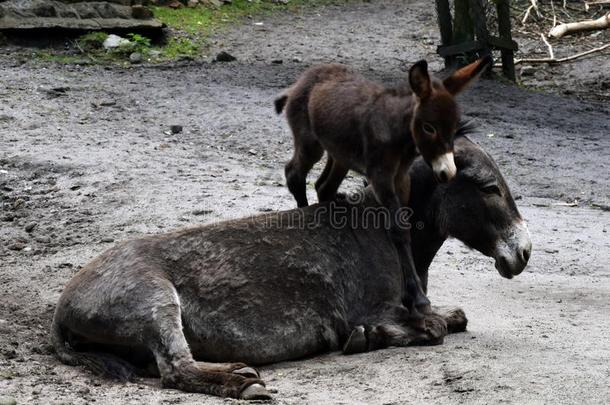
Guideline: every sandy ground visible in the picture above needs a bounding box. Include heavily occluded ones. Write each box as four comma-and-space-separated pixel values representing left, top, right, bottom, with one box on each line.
1, 0, 609, 404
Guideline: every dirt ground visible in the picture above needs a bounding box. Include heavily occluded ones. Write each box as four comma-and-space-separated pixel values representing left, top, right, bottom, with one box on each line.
1, 0, 609, 404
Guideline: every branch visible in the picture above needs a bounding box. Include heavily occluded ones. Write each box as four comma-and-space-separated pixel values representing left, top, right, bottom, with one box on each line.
508, 42, 610, 65
549, 12, 610, 38
522, 0, 541, 25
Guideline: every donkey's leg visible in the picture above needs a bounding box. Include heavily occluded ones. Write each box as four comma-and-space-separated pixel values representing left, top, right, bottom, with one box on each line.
145, 282, 268, 399
343, 309, 465, 354
316, 159, 348, 203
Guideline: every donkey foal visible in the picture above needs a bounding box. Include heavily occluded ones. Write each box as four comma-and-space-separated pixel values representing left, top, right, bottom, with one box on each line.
275, 57, 492, 317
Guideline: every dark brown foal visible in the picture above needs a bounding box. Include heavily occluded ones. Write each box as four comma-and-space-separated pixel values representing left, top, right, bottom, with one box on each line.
275, 58, 492, 317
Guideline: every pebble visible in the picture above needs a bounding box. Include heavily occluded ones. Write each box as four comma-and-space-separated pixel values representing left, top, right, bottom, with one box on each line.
24, 222, 37, 233
170, 125, 183, 134
216, 51, 236, 62
129, 52, 143, 64
8, 242, 25, 251
101, 237, 114, 243
12, 199, 25, 209
35, 236, 51, 243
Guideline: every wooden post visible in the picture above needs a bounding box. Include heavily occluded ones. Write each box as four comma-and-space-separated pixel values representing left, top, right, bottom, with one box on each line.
497, 0, 516, 80
435, 0, 454, 68
469, 0, 491, 54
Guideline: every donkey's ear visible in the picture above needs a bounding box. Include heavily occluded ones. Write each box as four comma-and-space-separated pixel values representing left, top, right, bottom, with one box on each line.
409, 60, 432, 100
443, 55, 493, 95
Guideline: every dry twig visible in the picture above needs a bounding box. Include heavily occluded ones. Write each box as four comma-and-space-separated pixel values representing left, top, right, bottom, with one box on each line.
506, 42, 610, 65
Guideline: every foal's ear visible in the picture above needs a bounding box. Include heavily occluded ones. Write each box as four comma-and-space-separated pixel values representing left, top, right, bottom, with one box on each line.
409, 60, 432, 100
443, 55, 493, 96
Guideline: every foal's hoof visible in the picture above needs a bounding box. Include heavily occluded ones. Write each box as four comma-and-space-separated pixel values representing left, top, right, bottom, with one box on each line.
343, 325, 367, 355
241, 383, 272, 400
233, 367, 260, 378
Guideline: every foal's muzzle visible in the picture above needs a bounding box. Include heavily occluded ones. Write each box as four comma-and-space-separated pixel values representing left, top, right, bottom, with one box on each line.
431, 152, 457, 183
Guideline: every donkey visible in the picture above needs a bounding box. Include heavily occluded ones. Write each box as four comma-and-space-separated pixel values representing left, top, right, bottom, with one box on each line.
52, 130, 531, 401
275, 57, 492, 317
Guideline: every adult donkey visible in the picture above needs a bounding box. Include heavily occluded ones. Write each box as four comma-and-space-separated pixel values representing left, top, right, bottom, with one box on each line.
52, 130, 531, 400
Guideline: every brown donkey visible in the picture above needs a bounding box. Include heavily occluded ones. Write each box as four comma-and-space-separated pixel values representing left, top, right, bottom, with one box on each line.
275, 57, 492, 316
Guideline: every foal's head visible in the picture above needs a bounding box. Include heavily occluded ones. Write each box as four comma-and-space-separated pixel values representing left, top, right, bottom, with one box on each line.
408, 56, 492, 183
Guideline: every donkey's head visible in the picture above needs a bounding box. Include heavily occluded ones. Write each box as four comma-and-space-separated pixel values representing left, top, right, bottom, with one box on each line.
408, 56, 492, 183
436, 132, 532, 278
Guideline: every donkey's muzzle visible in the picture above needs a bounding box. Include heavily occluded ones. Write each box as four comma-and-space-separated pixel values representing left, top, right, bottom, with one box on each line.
431, 152, 457, 183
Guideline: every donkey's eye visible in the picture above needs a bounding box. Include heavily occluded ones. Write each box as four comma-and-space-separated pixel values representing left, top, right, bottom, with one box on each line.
480, 183, 501, 196
422, 123, 436, 136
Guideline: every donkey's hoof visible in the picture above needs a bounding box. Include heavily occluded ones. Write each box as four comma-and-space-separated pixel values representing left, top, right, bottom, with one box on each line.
241, 383, 272, 400
343, 325, 367, 354
233, 366, 259, 378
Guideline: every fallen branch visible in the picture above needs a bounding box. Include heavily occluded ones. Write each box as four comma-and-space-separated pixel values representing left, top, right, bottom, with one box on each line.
506, 42, 610, 65
549, 12, 610, 38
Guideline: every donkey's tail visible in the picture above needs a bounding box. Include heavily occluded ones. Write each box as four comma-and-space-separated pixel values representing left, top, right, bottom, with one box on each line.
274, 93, 289, 114
51, 318, 135, 382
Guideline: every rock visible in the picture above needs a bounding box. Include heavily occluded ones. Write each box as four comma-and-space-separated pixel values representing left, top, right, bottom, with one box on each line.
12, 199, 25, 209
24, 222, 37, 233
103, 34, 131, 50
101, 237, 114, 243
170, 125, 183, 134
8, 241, 25, 251
216, 51, 236, 62
0, 1, 163, 33
0, 396, 17, 405
167, 0, 183, 8
35, 236, 51, 244
187, 0, 200, 7
271, 59, 283, 64
129, 52, 143, 64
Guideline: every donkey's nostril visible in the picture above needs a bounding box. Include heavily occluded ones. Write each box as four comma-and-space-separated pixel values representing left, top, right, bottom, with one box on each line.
521, 247, 531, 263
438, 170, 449, 183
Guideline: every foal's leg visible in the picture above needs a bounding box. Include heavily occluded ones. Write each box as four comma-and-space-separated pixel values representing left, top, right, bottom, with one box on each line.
284, 100, 324, 207
144, 282, 269, 399
316, 158, 349, 203
315, 155, 333, 194
367, 154, 430, 318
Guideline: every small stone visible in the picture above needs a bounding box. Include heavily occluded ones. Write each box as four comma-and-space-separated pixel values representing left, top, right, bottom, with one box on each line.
8, 242, 25, 251
187, 0, 199, 7
13, 199, 25, 209
248, 149, 257, 155
35, 236, 51, 244
271, 59, 283, 64
292, 57, 302, 63
24, 222, 37, 233
103, 34, 130, 50
170, 125, 183, 134
101, 237, 114, 243
129, 52, 143, 64
215, 51, 236, 62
